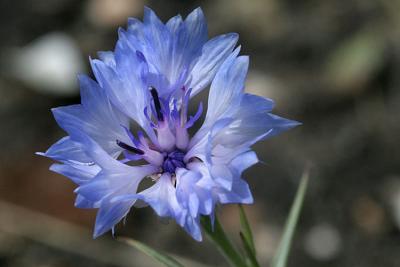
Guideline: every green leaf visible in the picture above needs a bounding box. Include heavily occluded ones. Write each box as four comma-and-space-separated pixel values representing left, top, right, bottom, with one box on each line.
238, 204, 256, 256
201, 216, 247, 267
271, 168, 310, 267
118, 237, 184, 267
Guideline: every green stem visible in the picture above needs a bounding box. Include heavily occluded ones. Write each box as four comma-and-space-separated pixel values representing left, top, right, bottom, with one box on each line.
201, 216, 247, 267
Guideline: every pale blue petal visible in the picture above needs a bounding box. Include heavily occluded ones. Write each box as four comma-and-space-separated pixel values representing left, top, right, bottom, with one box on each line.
114, 173, 185, 225
175, 168, 213, 217
127, 17, 144, 37
230, 151, 258, 174
39, 136, 91, 163
75, 178, 110, 202
72, 133, 158, 204
141, 7, 172, 87
51, 75, 130, 156
139, 173, 183, 223
213, 94, 300, 148
90, 58, 156, 143
94, 197, 134, 238
205, 53, 248, 124
50, 162, 100, 185
165, 8, 208, 90
75, 194, 98, 209
184, 7, 208, 48
188, 51, 245, 149
186, 33, 239, 96
210, 164, 233, 190
182, 215, 202, 241
217, 178, 254, 205
97, 51, 116, 67
69, 131, 122, 168
166, 14, 183, 33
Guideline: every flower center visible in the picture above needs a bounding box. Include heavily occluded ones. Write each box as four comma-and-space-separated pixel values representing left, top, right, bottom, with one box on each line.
162, 150, 186, 173
115, 86, 203, 173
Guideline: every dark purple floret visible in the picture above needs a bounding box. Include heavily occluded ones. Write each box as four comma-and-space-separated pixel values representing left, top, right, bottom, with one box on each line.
162, 150, 186, 173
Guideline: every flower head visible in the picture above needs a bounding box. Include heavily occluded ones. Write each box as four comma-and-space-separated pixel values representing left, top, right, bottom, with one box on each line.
38, 7, 299, 241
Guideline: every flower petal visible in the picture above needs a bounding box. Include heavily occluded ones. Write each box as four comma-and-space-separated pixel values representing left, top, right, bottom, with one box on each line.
75, 194, 98, 209
51, 75, 130, 156
38, 136, 91, 163
94, 197, 134, 238
182, 215, 202, 241
73, 133, 158, 203
113, 173, 185, 226
89, 58, 157, 143
139, 173, 184, 224
216, 178, 254, 205
186, 33, 239, 96
50, 162, 100, 185
175, 167, 214, 216
97, 51, 116, 67
213, 94, 300, 148
205, 52, 248, 124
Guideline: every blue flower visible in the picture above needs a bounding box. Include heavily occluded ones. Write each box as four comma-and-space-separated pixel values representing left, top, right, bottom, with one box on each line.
38, 7, 299, 241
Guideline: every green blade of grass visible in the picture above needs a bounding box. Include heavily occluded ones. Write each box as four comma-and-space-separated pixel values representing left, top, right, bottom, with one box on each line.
271, 168, 310, 267
118, 237, 184, 267
201, 216, 247, 267
238, 204, 256, 256
239, 232, 260, 267
238, 204, 259, 266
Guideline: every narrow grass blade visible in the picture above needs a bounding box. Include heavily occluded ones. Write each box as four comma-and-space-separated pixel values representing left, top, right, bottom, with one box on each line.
238, 204, 256, 256
239, 232, 260, 267
118, 237, 184, 267
271, 168, 310, 267
201, 216, 247, 267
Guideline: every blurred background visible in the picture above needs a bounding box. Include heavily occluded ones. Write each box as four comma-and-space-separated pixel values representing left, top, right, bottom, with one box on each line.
0, 0, 399, 266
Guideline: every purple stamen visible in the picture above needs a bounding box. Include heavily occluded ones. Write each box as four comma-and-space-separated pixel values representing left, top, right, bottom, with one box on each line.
171, 99, 179, 123
144, 107, 156, 128
123, 151, 143, 161
185, 102, 203, 129
121, 125, 141, 147
116, 140, 145, 155
150, 87, 163, 122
